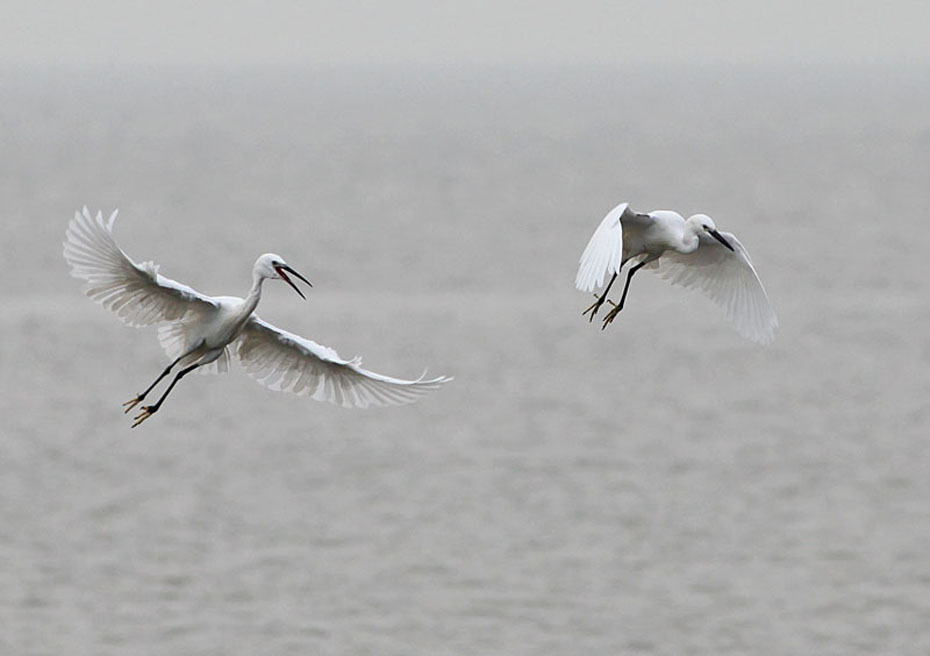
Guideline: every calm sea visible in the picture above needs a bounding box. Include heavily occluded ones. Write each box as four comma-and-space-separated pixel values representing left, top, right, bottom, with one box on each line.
2, 64, 929, 654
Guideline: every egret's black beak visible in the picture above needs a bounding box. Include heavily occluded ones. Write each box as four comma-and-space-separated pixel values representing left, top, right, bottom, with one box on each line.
275, 265, 313, 300
709, 229, 735, 252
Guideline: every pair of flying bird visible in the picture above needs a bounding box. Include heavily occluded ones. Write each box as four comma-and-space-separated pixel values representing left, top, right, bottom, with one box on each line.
63, 203, 776, 426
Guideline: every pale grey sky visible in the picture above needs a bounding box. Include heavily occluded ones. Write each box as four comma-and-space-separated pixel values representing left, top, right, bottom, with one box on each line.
3, 0, 929, 67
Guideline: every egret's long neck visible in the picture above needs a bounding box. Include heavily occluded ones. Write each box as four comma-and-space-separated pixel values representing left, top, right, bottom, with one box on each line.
240, 272, 266, 319
681, 220, 702, 254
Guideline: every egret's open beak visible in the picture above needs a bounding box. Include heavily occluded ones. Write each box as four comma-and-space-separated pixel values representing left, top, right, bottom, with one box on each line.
275, 265, 313, 300
709, 229, 735, 252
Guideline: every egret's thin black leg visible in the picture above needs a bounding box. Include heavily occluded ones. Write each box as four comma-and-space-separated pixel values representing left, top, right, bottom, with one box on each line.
582, 267, 623, 321
602, 261, 647, 329
123, 353, 186, 413
132, 362, 201, 428
617, 261, 646, 308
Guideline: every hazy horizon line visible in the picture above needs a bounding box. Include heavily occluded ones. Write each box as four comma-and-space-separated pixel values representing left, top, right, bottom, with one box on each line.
3, 58, 928, 78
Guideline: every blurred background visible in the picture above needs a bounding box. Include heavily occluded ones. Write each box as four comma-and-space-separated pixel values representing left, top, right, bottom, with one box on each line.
2, 2, 929, 654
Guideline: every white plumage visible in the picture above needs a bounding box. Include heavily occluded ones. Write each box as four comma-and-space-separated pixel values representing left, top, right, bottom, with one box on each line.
575, 201, 630, 293
63, 207, 451, 426
237, 318, 444, 407
576, 202, 778, 344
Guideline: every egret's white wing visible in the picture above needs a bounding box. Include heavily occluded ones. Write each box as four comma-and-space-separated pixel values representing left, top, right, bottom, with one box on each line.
576, 202, 627, 292
236, 317, 452, 408
576, 202, 653, 292
63, 207, 218, 326
654, 231, 778, 344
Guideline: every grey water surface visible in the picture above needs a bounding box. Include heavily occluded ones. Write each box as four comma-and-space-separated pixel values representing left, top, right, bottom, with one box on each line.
2, 65, 929, 655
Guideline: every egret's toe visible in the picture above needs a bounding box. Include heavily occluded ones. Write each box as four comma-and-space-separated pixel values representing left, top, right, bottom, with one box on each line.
583, 294, 605, 321
601, 305, 622, 329
132, 406, 156, 428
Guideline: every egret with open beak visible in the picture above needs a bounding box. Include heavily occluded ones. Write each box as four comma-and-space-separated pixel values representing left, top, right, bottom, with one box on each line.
273, 262, 313, 299
63, 208, 452, 427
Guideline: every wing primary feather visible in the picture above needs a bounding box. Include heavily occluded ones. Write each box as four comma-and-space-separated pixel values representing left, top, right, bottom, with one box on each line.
652, 230, 777, 345
235, 317, 451, 408
575, 202, 628, 292
63, 207, 218, 330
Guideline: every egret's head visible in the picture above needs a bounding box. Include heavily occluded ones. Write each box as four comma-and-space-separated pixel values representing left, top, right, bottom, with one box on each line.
692, 214, 715, 232
255, 253, 313, 299
692, 214, 735, 252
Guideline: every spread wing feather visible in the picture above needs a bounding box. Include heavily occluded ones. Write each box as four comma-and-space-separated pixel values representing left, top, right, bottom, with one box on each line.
575, 202, 628, 292
654, 231, 778, 344
236, 317, 452, 408
63, 207, 218, 327
575, 203, 653, 292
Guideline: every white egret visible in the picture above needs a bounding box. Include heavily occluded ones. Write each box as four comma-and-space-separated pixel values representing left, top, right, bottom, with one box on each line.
63, 208, 452, 427
576, 202, 777, 344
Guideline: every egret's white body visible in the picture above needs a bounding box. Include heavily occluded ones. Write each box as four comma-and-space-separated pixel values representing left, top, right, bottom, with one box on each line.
576, 202, 777, 344
63, 208, 451, 426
